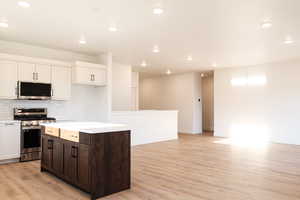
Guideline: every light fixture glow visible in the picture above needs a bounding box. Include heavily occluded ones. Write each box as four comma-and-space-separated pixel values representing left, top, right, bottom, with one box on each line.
212, 62, 217, 67
261, 20, 272, 29
108, 26, 118, 32
153, 45, 160, 53
153, 7, 164, 15
0, 21, 8, 28
166, 69, 171, 75
79, 36, 86, 44
201, 73, 205, 77
284, 38, 294, 44
187, 56, 193, 61
18, 1, 31, 8
248, 76, 267, 86
141, 60, 147, 67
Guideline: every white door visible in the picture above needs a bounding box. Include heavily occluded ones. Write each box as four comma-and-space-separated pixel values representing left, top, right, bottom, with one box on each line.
35, 64, 51, 83
52, 66, 71, 100
92, 68, 106, 86
18, 62, 35, 82
0, 122, 20, 160
0, 61, 18, 99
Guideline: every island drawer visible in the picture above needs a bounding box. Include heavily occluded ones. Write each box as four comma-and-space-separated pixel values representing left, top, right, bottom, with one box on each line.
60, 129, 79, 142
45, 127, 60, 137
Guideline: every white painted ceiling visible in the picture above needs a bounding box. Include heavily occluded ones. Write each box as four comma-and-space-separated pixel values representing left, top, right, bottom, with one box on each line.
0, 0, 300, 74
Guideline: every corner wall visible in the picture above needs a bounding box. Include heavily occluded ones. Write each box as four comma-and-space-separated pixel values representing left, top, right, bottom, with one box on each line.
214, 60, 300, 145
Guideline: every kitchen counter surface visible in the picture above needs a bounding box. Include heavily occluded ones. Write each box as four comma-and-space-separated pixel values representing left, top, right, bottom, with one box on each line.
41, 121, 129, 134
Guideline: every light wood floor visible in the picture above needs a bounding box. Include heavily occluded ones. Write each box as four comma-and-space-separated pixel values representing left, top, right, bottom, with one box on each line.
1, 134, 300, 200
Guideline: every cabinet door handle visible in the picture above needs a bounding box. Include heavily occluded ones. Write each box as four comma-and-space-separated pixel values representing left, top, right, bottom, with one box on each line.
36, 73, 38, 80
93, 74, 95, 81
47, 140, 53, 150
71, 146, 78, 158
33, 72, 35, 80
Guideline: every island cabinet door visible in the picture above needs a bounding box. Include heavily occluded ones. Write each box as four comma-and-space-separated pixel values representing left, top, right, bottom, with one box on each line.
41, 135, 52, 169
52, 139, 63, 175
63, 141, 79, 182
78, 144, 90, 192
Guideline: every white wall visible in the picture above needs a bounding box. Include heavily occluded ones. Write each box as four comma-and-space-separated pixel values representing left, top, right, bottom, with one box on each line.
0, 40, 110, 122
131, 72, 139, 110
214, 60, 300, 145
111, 63, 132, 111
140, 72, 202, 134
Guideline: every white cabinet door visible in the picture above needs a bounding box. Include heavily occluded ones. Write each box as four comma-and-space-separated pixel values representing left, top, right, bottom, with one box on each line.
35, 64, 51, 83
73, 66, 92, 84
18, 62, 35, 82
92, 68, 106, 86
0, 122, 20, 160
0, 61, 18, 99
52, 66, 71, 100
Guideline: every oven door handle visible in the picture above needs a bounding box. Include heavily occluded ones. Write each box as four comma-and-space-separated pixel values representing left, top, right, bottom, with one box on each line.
22, 126, 42, 130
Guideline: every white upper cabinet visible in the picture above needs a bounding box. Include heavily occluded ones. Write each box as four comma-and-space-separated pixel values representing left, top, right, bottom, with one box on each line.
18, 62, 35, 82
18, 62, 51, 83
51, 66, 71, 100
0, 61, 18, 99
73, 61, 107, 86
35, 64, 51, 83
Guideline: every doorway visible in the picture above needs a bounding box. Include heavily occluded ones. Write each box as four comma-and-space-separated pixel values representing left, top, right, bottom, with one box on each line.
201, 72, 214, 136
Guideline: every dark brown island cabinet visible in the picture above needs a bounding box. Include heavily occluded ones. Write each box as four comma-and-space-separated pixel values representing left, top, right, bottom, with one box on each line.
41, 126, 131, 200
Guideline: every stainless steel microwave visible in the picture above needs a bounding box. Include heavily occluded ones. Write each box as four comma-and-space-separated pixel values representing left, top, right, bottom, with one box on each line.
18, 81, 52, 100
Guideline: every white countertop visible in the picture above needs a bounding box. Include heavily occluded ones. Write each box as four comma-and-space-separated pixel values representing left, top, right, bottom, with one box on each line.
0, 120, 20, 125
41, 121, 129, 134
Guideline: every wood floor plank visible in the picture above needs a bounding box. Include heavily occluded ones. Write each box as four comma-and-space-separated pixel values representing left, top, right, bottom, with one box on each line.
0, 134, 299, 200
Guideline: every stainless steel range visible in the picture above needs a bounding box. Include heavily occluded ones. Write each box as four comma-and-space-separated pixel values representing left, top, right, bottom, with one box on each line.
14, 108, 56, 162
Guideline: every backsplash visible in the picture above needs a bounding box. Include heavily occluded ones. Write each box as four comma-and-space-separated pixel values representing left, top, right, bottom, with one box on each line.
0, 85, 106, 121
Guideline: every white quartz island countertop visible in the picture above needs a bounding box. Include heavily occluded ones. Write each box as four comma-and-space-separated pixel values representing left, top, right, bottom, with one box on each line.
41, 122, 129, 134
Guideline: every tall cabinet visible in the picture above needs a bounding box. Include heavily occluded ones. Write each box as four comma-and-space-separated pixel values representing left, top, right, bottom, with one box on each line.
0, 61, 18, 99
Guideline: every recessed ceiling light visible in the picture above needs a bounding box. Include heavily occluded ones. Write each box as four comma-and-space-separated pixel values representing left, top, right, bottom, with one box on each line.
153, 46, 160, 53
141, 60, 147, 67
166, 69, 171, 75
0, 21, 8, 28
79, 36, 86, 44
153, 45, 160, 53
261, 20, 272, 29
187, 56, 193, 61
284, 37, 294, 44
153, 7, 164, 15
18, 1, 31, 8
108, 26, 118, 32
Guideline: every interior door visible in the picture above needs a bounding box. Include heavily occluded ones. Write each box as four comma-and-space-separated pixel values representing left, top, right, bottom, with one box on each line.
35, 64, 51, 83
18, 62, 35, 82
51, 66, 71, 100
0, 61, 18, 99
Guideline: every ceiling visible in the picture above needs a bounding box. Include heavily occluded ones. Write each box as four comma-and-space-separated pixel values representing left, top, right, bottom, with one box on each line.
0, 0, 300, 74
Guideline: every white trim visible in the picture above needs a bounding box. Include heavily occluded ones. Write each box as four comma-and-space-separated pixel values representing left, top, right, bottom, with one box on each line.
75, 61, 106, 69
0, 53, 72, 67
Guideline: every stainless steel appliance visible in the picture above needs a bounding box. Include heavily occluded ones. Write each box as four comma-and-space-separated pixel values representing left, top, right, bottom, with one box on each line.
14, 108, 55, 162
18, 81, 52, 100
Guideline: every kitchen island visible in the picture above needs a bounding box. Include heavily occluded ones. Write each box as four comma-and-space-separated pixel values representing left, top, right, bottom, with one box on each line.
41, 122, 131, 200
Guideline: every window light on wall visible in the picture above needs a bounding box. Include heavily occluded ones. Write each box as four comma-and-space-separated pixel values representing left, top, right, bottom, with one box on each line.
231, 75, 267, 87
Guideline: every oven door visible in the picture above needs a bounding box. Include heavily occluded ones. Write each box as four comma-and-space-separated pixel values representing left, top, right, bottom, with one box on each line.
21, 126, 41, 154
18, 82, 52, 100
